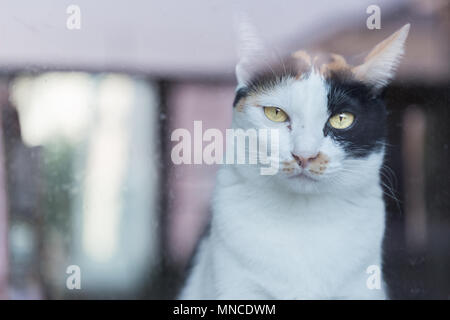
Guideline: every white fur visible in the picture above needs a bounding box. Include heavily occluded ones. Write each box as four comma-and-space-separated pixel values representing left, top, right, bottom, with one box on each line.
234, 15, 283, 90
180, 72, 388, 299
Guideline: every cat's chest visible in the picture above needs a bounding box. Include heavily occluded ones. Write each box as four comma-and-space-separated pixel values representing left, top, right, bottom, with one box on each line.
215, 188, 383, 246
211, 176, 385, 295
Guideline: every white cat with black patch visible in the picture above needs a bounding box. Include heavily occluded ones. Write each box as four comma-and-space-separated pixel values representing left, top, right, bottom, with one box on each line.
180, 23, 410, 299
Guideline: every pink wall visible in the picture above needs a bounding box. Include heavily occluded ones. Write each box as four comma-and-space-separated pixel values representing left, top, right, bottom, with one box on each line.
166, 82, 234, 266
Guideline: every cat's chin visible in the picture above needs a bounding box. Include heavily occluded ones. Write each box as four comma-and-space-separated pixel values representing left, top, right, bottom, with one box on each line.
287, 180, 323, 194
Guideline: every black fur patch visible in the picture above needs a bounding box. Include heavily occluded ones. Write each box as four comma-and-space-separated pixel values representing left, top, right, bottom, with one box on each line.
232, 87, 249, 107
232, 58, 300, 107
325, 72, 387, 158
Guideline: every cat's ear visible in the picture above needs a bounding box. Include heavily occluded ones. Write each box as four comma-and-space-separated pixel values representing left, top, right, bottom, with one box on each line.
352, 24, 410, 89
234, 16, 273, 89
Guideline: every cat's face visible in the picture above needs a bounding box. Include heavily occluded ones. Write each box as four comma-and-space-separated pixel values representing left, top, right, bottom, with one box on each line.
231, 24, 410, 194
232, 68, 386, 194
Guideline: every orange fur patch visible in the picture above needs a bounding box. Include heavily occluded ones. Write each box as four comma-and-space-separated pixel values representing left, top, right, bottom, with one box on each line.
292, 50, 351, 79
292, 50, 312, 66
308, 152, 330, 175
292, 50, 313, 79
319, 54, 350, 76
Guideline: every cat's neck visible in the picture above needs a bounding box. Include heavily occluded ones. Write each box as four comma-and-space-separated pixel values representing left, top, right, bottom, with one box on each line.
212, 164, 386, 250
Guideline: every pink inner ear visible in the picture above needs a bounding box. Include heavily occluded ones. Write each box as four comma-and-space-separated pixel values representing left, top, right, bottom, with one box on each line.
351, 24, 410, 88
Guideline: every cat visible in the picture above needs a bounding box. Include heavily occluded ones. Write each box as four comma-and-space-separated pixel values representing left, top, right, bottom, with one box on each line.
179, 23, 410, 299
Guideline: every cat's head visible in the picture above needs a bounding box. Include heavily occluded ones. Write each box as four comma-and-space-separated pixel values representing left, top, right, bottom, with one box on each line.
232, 24, 410, 194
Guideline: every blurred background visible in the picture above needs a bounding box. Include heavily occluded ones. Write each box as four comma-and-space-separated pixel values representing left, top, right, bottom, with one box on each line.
0, 0, 448, 299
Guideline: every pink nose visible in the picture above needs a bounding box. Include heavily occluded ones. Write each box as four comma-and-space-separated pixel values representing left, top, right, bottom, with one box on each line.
292, 153, 319, 168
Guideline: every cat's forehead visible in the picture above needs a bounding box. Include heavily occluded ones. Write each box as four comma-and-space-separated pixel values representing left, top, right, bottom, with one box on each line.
233, 50, 356, 109
291, 50, 352, 79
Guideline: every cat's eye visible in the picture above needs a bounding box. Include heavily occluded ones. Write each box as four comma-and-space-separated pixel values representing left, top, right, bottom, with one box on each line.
329, 112, 355, 129
264, 107, 288, 122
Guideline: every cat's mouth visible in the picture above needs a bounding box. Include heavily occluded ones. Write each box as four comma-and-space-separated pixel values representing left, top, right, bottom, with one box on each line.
289, 172, 319, 182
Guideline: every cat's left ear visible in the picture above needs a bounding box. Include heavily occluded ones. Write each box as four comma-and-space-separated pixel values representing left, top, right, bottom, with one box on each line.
234, 16, 275, 89
352, 24, 410, 89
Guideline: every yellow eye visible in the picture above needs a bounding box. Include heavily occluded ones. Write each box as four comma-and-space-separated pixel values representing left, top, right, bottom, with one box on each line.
264, 107, 288, 122
329, 112, 355, 129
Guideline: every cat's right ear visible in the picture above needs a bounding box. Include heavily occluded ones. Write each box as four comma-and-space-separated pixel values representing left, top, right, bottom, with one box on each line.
234, 16, 271, 89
